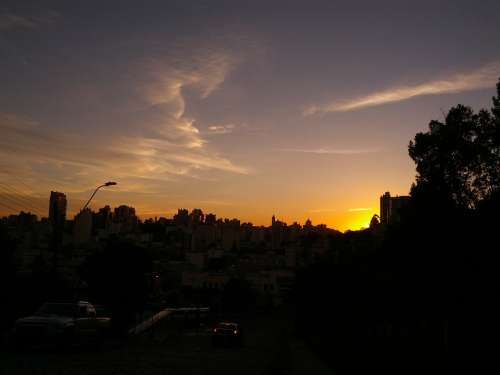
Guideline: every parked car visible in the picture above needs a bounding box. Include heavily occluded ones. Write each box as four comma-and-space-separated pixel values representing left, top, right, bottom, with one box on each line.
212, 321, 243, 346
93, 304, 112, 335
12, 301, 109, 347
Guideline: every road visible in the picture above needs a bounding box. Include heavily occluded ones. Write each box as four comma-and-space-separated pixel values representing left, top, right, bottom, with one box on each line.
0, 307, 332, 375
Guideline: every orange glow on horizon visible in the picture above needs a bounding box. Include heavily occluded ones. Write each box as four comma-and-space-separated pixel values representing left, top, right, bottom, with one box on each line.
135, 207, 378, 232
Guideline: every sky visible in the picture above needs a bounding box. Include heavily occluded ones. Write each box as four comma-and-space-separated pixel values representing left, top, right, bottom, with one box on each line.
1, 0, 500, 231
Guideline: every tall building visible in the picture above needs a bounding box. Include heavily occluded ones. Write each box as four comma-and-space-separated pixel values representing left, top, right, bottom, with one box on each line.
271, 215, 285, 250
221, 218, 240, 252
73, 208, 92, 245
380, 192, 391, 225
49, 191, 67, 230
380, 192, 410, 224
205, 213, 216, 225
173, 209, 189, 227
93, 205, 112, 232
189, 209, 204, 226
112, 205, 138, 233
48, 191, 67, 248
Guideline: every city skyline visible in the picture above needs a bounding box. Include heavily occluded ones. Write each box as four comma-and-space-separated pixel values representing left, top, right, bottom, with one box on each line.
0, 185, 380, 230
0, 188, 410, 233
1, 189, 377, 230
2, 1, 500, 231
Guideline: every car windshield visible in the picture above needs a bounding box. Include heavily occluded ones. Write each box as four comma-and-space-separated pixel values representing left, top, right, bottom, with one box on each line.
95, 306, 109, 316
217, 323, 237, 330
35, 303, 76, 317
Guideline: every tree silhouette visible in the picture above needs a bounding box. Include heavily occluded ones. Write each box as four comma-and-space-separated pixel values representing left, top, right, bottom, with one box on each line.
80, 239, 152, 334
409, 78, 500, 209
294, 78, 500, 375
369, 214, 380, 228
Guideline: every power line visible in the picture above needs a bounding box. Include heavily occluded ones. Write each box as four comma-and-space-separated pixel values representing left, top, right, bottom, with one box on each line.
0, 184, 46, 213
0, 194, 43, 218
0, 170, 41, 193
0, 184, 47, 216
0, 188, 45, 216
0, 169, 72, 194
0, 187, 46, 212
0, 201, 24, 215
0, 175, 45, 199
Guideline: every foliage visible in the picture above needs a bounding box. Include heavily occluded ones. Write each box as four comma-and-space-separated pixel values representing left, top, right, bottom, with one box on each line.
295, 77, 500, 374
80, 239, 152, 332
409, 79, 500, 209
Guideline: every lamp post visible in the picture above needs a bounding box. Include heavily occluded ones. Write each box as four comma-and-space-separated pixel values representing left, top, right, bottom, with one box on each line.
81, 181, 117, 210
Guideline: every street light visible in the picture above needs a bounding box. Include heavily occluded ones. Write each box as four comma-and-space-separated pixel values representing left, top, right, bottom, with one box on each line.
81, 181, 117, 210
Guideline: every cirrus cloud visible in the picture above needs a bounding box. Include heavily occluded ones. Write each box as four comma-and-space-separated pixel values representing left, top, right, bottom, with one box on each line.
279, 147, 380, 155
0, 47, 249, 198
304, 61, 500, 115
207, 124, 236, 134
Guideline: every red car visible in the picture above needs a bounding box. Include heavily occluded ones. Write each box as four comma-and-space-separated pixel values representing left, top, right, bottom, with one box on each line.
212, 322, 243, 346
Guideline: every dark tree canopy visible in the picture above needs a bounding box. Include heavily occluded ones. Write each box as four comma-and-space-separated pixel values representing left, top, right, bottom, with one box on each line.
409, 78, 500, 209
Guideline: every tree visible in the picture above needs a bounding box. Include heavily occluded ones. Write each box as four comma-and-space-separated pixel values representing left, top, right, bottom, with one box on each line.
369, 214, 380, 229
408, 78, 500, 209
80, 239, 152, 334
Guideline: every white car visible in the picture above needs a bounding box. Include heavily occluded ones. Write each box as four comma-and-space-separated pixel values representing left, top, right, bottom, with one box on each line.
13, 301, 108, 347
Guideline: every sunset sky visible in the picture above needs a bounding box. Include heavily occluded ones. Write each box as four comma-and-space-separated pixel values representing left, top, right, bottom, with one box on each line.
1, 0, 500, 231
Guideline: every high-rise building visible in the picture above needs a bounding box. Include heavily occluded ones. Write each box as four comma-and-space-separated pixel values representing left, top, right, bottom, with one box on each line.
221, 218, 240, 252
173, 209, 189, 227
205, 213, 216, 225
112, 205, 138, 233
380, 192, 410, 224
73, 208, 92, 245
189, 209, 204, 226
271, 215, 285, 250
380, 192, 391, 225
49, 191, 67, 248
49, 191, 67, 230
93, 205, 112, 232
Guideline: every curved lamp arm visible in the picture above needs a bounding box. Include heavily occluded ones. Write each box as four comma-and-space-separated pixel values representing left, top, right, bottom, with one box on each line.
81, 181, 117, 211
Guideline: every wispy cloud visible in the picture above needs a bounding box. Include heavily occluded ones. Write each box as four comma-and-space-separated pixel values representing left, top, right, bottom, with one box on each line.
0, 114, 248, 183
348, 208, 371, 212
280, 147, 380, 155
304, 61, 500, 115
146, 52, 236, 108
0, 41, 252, 219
0, 11, 59, 31
143, 51, 237, 150
207, 124, 236, 135
0, 49, 249, 195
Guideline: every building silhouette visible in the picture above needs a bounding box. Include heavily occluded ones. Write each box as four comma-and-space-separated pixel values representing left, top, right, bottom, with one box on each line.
112, 205, 138, 233
271, 215, 285, 250
73, 208, 92, 245
49, 191, 67, 227
380, 192, 410, 224
93, 205, 112, 233
48, 191, 67, 242
173, 209, 189, 227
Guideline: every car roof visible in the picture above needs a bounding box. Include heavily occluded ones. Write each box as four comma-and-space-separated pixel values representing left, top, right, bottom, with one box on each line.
45, 301, 91, 306
217, 321, 239, 327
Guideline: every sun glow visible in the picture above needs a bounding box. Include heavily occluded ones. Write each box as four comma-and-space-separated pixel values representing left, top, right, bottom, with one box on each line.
327, 209, 376, 232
